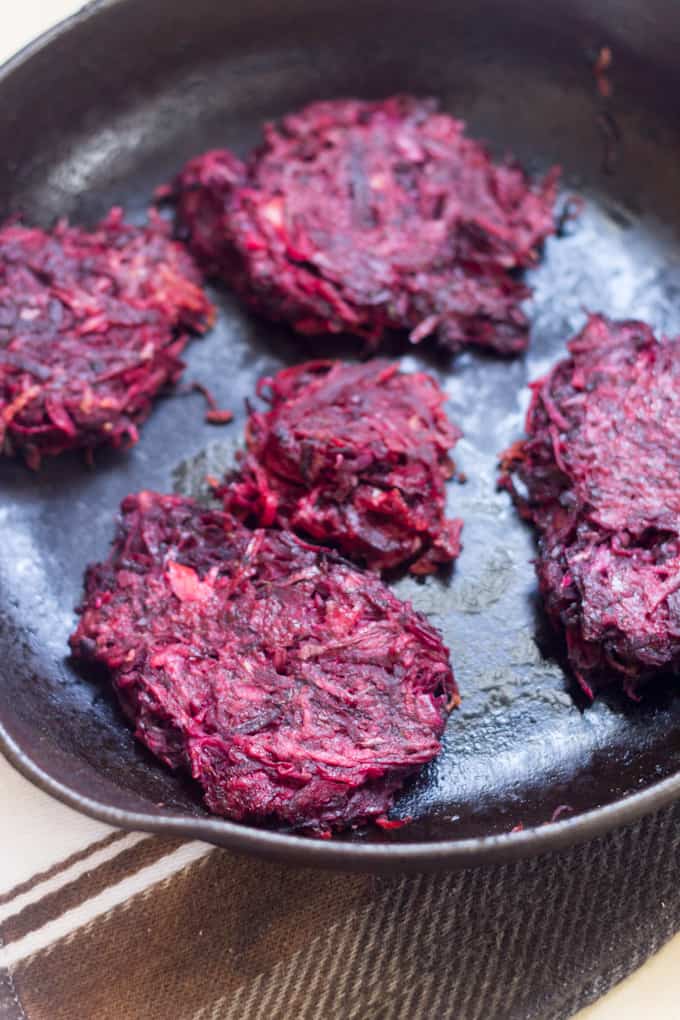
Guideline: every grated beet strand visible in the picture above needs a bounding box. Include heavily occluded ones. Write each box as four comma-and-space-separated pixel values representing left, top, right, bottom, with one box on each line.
0, 209, 213, 467
170, 96, 559, 355
70, 491, 457, 836
499, 314, 680, 697
222, 358, 463, 574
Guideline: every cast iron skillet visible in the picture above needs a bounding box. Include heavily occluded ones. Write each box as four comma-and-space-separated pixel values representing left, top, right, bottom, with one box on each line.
1, 0, 680, 873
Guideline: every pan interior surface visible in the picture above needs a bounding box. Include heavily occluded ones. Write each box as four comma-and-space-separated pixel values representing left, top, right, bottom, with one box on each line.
1, 0, 680, 868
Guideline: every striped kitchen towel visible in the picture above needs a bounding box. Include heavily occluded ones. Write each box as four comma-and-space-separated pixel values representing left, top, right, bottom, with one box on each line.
2, 752, 680, 1020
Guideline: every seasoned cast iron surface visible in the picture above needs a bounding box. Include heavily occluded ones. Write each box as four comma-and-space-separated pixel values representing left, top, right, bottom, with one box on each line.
1, 0, 680, 855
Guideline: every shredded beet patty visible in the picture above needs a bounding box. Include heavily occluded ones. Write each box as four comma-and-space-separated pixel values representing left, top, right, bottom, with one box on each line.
70, 491, 457, 834
222, 359, 463, 574
170, 96, 559, 355
0, 209, 213, 467
500, 314, 680, 697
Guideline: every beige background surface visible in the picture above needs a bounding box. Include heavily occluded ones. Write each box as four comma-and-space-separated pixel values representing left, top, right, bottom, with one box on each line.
1, 3, 677, 1018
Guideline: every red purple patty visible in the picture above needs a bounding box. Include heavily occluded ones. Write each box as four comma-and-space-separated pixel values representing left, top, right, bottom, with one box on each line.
170, 96, 559, 355
500, 314, 680, 697
70, 491, 457, 836
223, 358, 463, 574
0, 209, 213, 467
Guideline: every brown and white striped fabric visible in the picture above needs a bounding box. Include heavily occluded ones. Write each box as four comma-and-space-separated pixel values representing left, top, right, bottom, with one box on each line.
1, 753, 680, 1020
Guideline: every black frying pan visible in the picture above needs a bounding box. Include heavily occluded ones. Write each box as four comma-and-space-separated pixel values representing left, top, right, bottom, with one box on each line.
1, 0, 680, 872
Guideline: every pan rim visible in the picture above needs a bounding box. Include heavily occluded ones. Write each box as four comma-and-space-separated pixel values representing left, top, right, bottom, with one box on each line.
1, 0, 679, 872
3, 715, 680, 871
